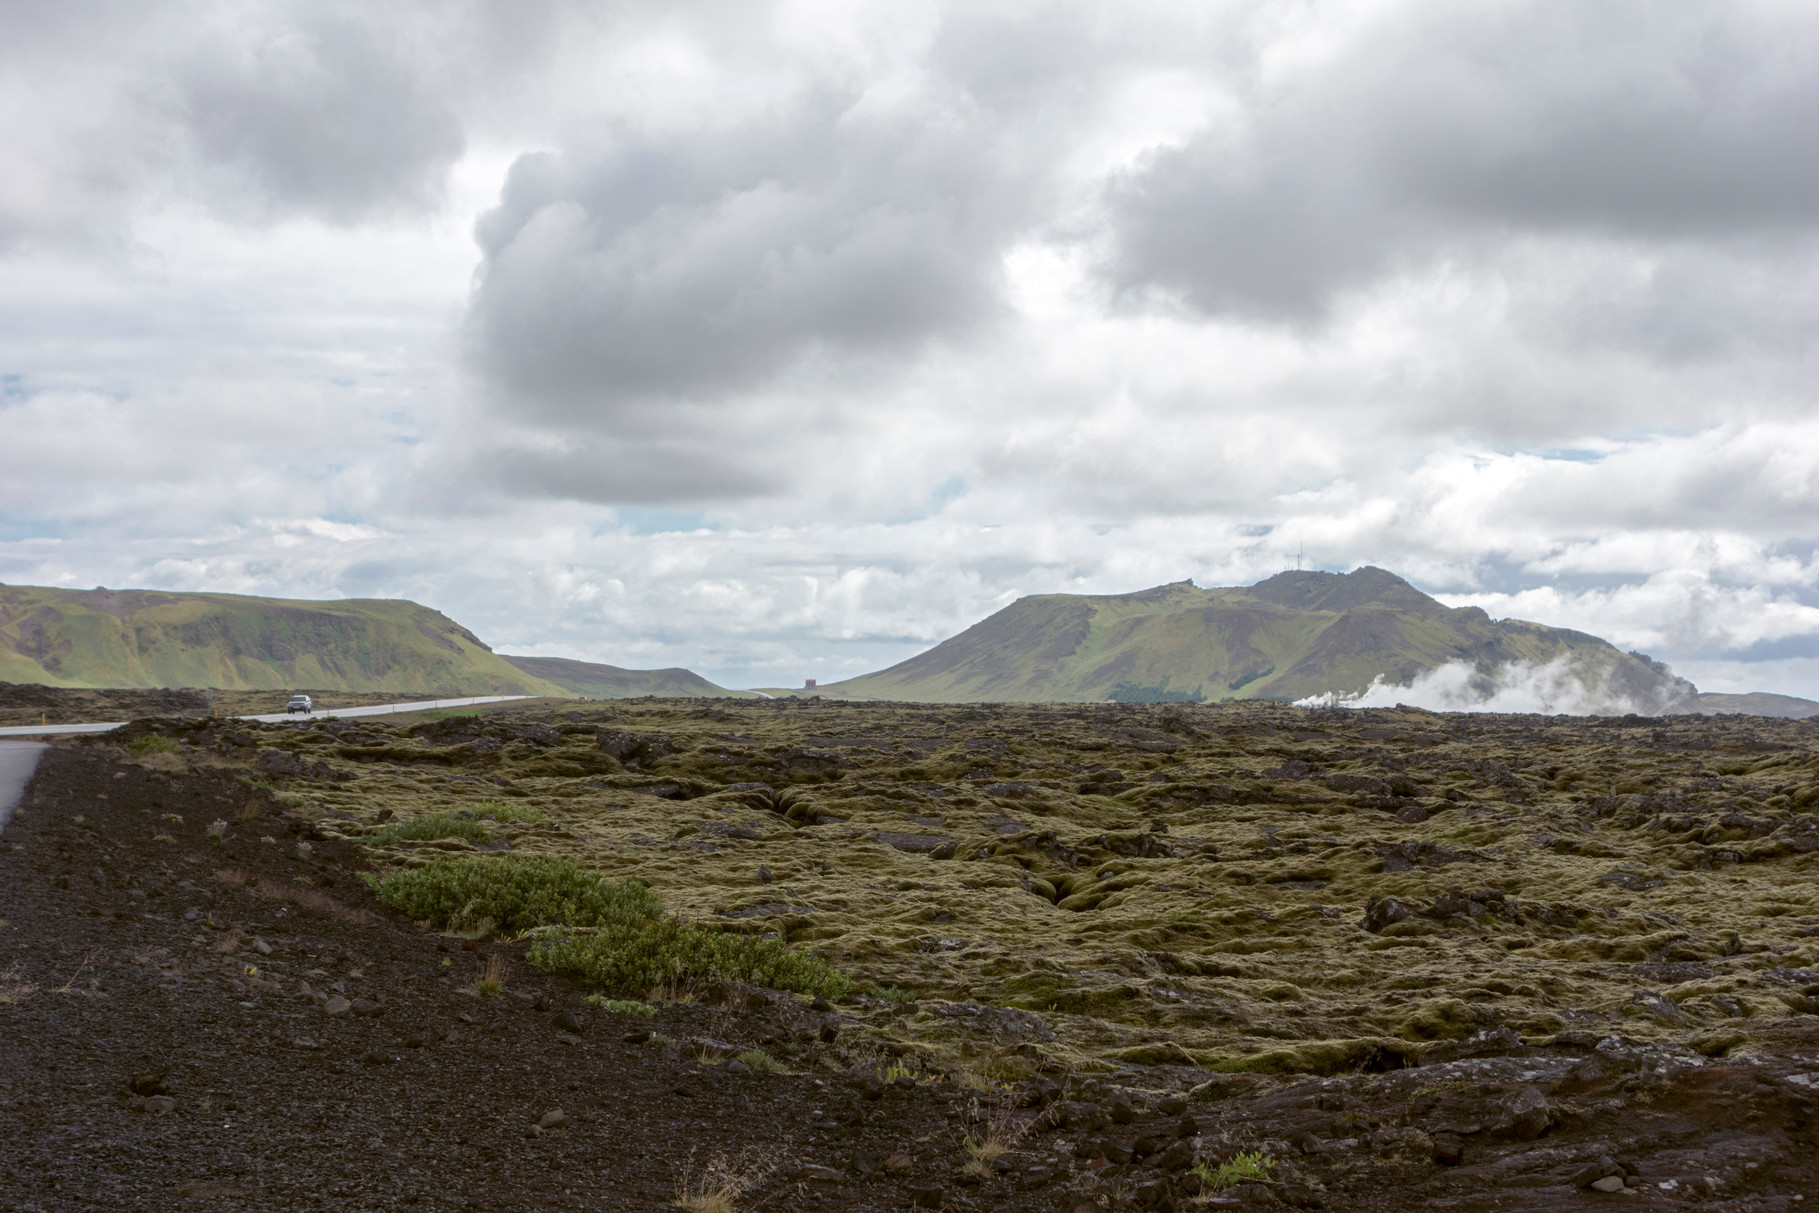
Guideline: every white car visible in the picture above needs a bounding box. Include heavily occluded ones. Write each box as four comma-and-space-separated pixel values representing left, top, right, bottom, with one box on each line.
286, 695, 313, 715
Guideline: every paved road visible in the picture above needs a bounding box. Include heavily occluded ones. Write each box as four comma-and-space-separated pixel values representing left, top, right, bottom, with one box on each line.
0, 695, 534, 739
0, 741, 47, 832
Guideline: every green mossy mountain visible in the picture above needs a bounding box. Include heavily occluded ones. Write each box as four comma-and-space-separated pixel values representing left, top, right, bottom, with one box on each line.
0, 584, 567, 696
820, 566, 1701, 710
499, 655, 753, 699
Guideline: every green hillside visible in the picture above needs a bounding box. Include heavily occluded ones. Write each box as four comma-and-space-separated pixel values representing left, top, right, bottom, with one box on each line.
1697, 691, 1819, 719
499, 655, 755, 699
817, 567, 1701, 711
0, 584, 568, 696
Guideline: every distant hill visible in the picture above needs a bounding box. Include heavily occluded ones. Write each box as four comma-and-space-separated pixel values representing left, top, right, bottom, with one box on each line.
1697, 691, 1819, 719
0, 584, 566, 696
817, 567, 1702, 711
499, 655, 753, 699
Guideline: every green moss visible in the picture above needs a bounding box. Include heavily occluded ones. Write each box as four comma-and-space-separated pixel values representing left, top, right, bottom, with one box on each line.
129, 734, 180, 755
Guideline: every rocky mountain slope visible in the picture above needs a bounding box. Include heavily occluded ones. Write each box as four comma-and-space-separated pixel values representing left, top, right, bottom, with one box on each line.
818, 567, 1700, 710
0, 584, 565, 696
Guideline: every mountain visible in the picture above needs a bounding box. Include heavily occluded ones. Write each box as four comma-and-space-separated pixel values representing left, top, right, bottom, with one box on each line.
1697, 691, 1819, 719
817, 567, 1702, 711
0, 584, 566, 696
499, 655, 753, 699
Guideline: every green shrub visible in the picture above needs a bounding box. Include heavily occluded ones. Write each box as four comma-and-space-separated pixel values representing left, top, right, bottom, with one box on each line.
373, 856, 661, 933
130, 735, 180, 755
368, 813, 490, 847
528, 919, 852, 1001
871, 984, 917, 1004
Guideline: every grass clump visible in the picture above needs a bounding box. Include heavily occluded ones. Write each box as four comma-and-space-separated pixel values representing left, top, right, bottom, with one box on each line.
585, 995, 657, 1016
736, 1049, 786, 1074
369, 813, 490, 847
474, 954, 506, 997
373, 856, 662, 934
871, 984, 917, 1004
1193, 1151, 1275, 1190
374, 856, 851, 999
129, 734, 180, 755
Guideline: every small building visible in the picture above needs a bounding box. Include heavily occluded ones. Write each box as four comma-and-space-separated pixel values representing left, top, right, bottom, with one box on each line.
803, 678, 816, 690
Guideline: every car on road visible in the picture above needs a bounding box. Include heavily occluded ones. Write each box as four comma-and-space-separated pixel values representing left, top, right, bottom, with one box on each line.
286, 695, 312, 715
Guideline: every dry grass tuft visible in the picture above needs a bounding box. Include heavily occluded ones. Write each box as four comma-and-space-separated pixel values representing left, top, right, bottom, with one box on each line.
474, 953, 506, 997
962, 1099, 1029, 1175
673, 1146, 780, 1213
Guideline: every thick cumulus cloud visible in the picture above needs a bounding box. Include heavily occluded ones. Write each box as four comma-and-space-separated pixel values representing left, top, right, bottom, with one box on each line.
466, 94, 1021, 413
177, 6, 466, 223
1103, 1, 1819, 322
0, 0, 467, 243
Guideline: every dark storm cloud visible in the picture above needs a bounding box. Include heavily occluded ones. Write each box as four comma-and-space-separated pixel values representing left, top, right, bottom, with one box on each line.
1104, 3, 1819, 321
465, 89, 1021, 412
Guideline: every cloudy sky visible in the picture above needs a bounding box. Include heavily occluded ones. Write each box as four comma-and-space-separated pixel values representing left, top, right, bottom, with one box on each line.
3, 0, 1818, 696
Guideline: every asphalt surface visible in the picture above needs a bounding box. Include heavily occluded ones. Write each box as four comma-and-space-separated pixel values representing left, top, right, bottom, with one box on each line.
0, 695, 533, 738
0, 740, 46, 832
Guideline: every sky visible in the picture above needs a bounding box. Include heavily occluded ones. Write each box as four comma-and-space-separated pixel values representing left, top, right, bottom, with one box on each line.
2, 0, 1818, 696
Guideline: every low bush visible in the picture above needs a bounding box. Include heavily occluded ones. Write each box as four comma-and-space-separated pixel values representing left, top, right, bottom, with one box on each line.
129, 735, 180, 755
368, 813, 490, 847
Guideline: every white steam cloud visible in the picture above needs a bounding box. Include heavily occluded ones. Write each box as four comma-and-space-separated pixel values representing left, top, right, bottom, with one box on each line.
1296, 657, 1682, 717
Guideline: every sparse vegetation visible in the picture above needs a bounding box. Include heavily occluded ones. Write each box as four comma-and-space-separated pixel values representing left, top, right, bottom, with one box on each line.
962, 1102, 1028, 1175
129, 734, 180, 756
673, 1147, 777, 1213
473, 953, 506, 997
1193, 1151, 1276, 1190
585, 995, 657, 1016
735, 1049, 785, 1074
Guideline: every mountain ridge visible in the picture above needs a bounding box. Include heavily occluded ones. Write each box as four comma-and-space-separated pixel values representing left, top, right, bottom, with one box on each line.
814, 567, 1704, 712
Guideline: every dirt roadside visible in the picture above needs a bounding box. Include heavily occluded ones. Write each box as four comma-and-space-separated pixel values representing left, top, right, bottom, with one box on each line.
1, 737, 1817, 1213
